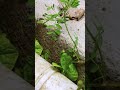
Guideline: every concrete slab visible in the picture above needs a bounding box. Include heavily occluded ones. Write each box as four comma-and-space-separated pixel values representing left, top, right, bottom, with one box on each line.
0, 63, 34, 90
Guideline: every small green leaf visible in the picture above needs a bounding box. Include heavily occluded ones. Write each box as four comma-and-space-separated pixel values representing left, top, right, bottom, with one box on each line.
37, 19, 45, 24
56, 24, 62, 29
46, 25, 55, 29
52, 62, 61, 68
43, 50, 50, 60
50, 14, 59, 18
57, 18, 65, 23
35, 39, 43, 55
60, 0, 68, 3
60, 0, 79, 8
47, 31, 54, 35
46, 4, 55, 10
71, 0, 79, 8
54, 30, 61, 35
67, 64, 78, 81
60, 52, 72, 70
60, 52, 78, 81
77, 80, 84, 90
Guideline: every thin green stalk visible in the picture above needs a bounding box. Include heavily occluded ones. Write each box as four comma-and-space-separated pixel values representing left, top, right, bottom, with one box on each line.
63, 11, 80, 60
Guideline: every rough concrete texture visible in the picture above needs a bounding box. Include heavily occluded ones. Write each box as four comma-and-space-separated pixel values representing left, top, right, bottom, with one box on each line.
87, 0, 120, 81
35, 53, 78, 90
35, 0, 85, 59
35, 0, 85, 81
0, 63, 34, 90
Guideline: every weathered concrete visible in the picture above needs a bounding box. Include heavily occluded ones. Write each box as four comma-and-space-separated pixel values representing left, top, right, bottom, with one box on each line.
35, 53, 78, 90
87, 0, 120, 81
35, 0, 85, 81
35, 0, 85, 60
0, 63, 34, 90
35, 0, 85, 83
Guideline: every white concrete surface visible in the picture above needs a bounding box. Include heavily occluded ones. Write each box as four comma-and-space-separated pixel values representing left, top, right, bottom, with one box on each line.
35, 0, 85, 60
0, 63, 34, 90
35, 53, 78, 90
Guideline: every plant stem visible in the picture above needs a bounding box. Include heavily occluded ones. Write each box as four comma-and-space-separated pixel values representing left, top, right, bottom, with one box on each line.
63, 11, 80, 60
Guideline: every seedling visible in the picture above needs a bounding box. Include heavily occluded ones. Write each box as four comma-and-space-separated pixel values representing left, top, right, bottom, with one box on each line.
37, 0, 84, 89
